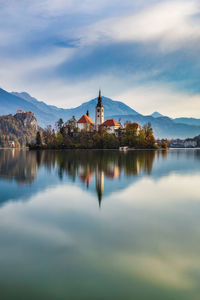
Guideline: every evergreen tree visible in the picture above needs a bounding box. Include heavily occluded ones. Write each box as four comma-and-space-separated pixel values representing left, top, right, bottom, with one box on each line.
36, 131, 42, 146
56, 118, 64, 133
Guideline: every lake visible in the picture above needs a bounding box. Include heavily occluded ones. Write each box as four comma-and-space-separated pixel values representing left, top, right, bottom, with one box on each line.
0, 149, 200, 299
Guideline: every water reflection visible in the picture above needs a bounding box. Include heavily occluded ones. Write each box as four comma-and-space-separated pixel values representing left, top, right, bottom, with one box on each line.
0, 149, 200, 299
0, 149, 38, 184
1, 149, 200, 207
0, 149, 161, 206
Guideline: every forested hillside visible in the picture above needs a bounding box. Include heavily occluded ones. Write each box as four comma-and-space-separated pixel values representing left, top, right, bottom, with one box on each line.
0, 112, 38, 147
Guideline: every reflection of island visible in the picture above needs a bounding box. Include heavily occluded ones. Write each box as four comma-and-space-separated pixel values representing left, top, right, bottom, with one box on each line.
1, 149, 200, 207
54, 150, 157, 205
0, 149, 38, 184
0, 149, 157, 205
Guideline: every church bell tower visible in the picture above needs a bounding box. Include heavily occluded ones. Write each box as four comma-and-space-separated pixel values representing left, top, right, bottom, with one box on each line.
95, 90, 104, 130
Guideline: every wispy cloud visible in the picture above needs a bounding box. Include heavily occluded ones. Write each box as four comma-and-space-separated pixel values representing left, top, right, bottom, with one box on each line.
76, 0, 200, 52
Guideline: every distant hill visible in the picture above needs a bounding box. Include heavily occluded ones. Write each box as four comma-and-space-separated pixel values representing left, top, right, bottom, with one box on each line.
173, 117, 200, 127
0, 87, 200, 138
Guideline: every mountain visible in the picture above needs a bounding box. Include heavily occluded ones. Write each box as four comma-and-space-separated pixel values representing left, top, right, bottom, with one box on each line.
107, 114, 200, 139
1, 87, 200, 138
150, 111, 164, 118
173, 117, 200, 127
0, 88, 56, 127
9, 90, 138, 126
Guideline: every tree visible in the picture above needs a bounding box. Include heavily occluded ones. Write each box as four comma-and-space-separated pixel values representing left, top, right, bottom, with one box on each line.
143, 123, 153, 137
145, 134, 156, 148
56, 118, 64, 133
36, 131, 42, 146
161, 140, 168, 149
56, 132, 64, 146
102, 133, 118, 149
43, 125, 53, 145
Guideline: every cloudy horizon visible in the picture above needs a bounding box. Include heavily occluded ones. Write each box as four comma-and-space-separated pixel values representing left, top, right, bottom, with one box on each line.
1, 0, 200, 117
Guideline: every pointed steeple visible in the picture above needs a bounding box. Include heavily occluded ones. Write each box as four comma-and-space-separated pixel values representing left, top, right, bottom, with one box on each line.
97, 89, 103, 107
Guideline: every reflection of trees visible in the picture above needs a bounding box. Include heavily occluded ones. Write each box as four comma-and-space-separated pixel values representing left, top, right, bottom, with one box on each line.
3, 149, 200, 205
0, 149, 38, 184
0, 149, 158, 202
50, 150, 157, 205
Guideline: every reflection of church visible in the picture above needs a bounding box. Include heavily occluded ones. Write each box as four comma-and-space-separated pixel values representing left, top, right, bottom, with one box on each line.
75, 150, 157, 207
95, 167, 104, 207
78, 161, 121, 207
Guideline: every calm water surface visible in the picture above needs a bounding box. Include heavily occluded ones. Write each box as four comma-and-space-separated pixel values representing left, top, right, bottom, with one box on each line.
0, 149, 200, 300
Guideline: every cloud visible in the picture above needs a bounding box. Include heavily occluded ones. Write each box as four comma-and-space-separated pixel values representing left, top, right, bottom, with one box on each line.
110, 174, 200, 206
116, 82, 200, 117
0, 47, 75, 91
0, 0, 200, 117
0, 0, 144, 17
116, 251, 199, 289
77, 0, 200, 52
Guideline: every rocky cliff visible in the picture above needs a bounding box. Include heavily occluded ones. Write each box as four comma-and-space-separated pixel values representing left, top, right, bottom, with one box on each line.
0, 112, 39, 147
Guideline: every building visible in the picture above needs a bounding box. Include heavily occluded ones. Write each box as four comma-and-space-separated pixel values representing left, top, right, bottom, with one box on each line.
76, 90, 121, 134
8, 141, 15, 148
184, 139, 197, 148
95, 90, 104, 130
77, 111, 94, 132
101, 119, 121, 134
16, 110, 32, 114
168, 139, 185, 148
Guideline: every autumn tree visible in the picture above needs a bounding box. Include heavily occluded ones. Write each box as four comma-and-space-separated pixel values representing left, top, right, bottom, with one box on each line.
161, 140, 168, 149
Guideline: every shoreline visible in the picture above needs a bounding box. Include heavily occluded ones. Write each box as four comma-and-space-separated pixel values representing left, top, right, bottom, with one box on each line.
1, 147, 200, 151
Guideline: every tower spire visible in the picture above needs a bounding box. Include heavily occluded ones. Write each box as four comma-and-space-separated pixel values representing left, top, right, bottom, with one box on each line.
95, 89, 104, 130
97, 89, 103, 107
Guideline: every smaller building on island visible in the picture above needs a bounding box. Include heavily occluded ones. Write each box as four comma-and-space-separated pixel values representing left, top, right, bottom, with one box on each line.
77, 110, 94, 132
101, 119, 121, 134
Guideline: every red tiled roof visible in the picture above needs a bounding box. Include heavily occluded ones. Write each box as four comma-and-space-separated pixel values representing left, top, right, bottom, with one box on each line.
77, 115, 94, 124
102, 119, 120, 127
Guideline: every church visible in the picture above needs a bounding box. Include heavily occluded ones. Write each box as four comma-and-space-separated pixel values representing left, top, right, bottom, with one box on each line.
77, 90, 121, 134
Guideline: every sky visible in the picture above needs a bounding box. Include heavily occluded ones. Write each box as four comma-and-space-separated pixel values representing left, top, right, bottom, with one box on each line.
0, 0, 200, 117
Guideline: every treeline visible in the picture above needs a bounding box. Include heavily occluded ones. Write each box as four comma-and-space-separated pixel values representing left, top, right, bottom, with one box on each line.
31, 118, 162, 149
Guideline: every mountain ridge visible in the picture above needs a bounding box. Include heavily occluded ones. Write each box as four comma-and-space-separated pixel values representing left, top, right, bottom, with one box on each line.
0, 88, 200, 138
8, 90, 138, 126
